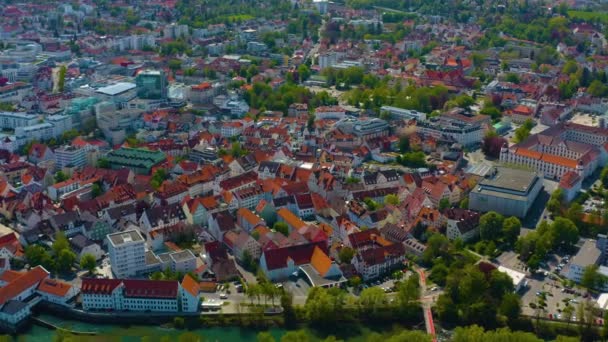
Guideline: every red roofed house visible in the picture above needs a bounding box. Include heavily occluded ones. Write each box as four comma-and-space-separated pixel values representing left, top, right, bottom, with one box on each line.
180, 274, 200, 312
0, 266, 50, 325
0, 232, 23, 259
37, 278, 78, 307
348, 228, 406, 280
260, 242, 344, 286
559, 171, 582, 202
81, 277, 198, 313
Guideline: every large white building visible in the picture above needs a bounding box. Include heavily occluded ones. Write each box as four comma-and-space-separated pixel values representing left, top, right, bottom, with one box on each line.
500, 122, 608, 180
416, 120, 483, 147
566, 239, 602, 284
469, 166, 543, 218
55, 145, 86, 169
107, 230, 146, 278
380, 106, 426, 121
0, 112, 38, 129
81, 275, 200, 313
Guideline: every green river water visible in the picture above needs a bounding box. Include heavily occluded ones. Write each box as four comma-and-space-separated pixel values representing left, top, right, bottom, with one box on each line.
19, 314, 288, 341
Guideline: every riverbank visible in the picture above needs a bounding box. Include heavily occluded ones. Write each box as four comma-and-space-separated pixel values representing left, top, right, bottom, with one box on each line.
21, 313, 432, 342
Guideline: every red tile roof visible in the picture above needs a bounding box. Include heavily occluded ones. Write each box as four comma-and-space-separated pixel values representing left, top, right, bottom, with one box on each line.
81, 278, 122, 295
37, 278, 73, 297
181, 274, 199, 298
122, 279, 179, 299
263, 242, 326, 271
0, 266, 49, 306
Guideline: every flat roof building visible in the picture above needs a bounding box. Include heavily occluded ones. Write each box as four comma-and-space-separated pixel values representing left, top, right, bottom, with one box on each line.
107, 230, 146, 278
106, 147, 166, 174
469, 166, 543, 218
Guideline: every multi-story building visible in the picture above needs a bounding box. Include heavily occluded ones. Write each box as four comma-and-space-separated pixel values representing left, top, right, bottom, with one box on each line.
158, 250, 197, 273
469, 166, 543, 218
336, 117, 389, 141
105, 147, 167, 175
55, 145, 86, 169
349, 228, 406, 280
380, 106, 427, 121
136, 70, 168, 100
444, 208, 481, 242
107, 230, 146, 278
500, 122, 608, 180
416, 119, 484, 147
81, 276, 199, 313
163, 23, 189, 39
0, 112, 38, 129
0, 82, 32, 103
566, 239, 602, 284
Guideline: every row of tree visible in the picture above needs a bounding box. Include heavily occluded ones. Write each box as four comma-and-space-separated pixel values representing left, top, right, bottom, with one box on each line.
516, 218, 579, 269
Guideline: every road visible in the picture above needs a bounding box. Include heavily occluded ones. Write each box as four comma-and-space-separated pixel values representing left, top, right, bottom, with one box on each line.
417, 269, 437, 342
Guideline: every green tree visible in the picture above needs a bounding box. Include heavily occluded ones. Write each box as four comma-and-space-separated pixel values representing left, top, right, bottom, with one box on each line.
280, 330, 309, 342
168, 59, 182, 73
452, 325, 541, 342
581, 264, 606, 290
358, 287, 386, 316
25, 245, 54, 270
438, 198, 450, 211
429, 262, 449, 286
459, 198, 469, 209
297, 64, 311, 83
479, 211, 505, 241
338, 247, 355, 264
54, 171, 69, 183
58, 65, 67, 92
384, 194, 400, 205
386, 330, 431, 342
92, 183, 102, 198
257, 332, 276, 342
52, 232, 70, 256
273, 222, 289, 236
150, 169, 168, 189
550, 217, 579, 249
96, 158, 111, 169
513, 119, 534, 143
499, 293, 522, 323
304, 287, 345, 327
502, 217, 521, 245
56, 249, 76, 273
80, 253, 97, 274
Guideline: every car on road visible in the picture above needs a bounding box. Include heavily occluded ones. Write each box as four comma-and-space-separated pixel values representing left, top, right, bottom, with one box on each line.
219, 293, 228, 299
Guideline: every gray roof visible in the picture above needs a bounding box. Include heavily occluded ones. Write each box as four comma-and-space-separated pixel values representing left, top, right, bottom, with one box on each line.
571, 239, 602, 267
107, 230, 144, 246
477, 167, 539, 194
96, 82, 136, 96
70, 234, 96, 252
171, 250, 196, 262
145, 250, 161, 266
1, 300, 28, 315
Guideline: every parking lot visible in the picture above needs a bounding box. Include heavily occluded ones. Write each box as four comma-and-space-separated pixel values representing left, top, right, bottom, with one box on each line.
521, 274, 589, 320
282, 277, 311, 298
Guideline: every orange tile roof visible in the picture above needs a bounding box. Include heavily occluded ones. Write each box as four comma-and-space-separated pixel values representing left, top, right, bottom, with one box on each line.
37, 278, 73, 297
541, 154, 578, 168
237, 208, 263, 226
276, 208, 306, 230
181, 274, 199, 297
310, 246, 332, 277
0, 270, 24, 283
514, 148, 542, 159
0, 266, 49, 306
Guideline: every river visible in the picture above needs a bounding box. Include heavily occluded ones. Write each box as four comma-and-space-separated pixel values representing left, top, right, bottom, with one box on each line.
21, 314, 288, 341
